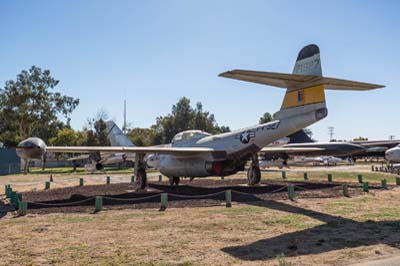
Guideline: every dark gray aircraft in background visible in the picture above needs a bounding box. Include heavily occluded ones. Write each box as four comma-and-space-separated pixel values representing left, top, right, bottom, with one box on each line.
261, 130, 400, 166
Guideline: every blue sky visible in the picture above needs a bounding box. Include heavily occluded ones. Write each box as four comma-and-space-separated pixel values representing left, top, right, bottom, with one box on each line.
0, 0, 399, 141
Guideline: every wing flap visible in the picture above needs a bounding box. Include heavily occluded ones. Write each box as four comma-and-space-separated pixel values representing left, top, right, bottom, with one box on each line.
261, 147, 325, 154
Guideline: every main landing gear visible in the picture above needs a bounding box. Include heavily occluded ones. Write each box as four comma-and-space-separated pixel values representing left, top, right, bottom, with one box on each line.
247, 154, 261, 185
169, 176, 180, 186
134, 153, 147, 190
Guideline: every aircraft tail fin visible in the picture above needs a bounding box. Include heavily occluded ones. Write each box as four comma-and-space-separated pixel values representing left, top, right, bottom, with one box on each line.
219, 44, 383, 120
287, 130, 313, 144
105, 121, 134, 147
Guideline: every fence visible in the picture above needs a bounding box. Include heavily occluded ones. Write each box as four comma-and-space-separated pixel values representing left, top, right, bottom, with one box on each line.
4, 172, 397, 216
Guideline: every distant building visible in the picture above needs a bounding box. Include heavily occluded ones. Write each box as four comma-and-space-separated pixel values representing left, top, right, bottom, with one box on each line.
0, 148, 20, 175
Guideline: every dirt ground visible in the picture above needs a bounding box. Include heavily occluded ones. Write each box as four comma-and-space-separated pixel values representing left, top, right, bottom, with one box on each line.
1, 165, 400, 266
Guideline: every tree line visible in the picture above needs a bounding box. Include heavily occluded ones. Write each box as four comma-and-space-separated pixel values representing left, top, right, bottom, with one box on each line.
0, 66, 238, 147
1, 66, 315, 147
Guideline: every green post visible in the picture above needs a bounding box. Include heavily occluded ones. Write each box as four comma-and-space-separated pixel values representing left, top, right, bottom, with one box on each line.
363, 182, 369, 192
158, 175, 162, 182
94, 196, 103, 212
160, 193, 168, 209
381, 179, 387, 189
106, 176, 110, 185
358, 175, 363, 183
225, 190, 232, 208
45, 181, 50, 190
5, 185, 10, 198
282, 171, 286, 179
79, 178, 84, 186
6, 185, 12, 199
17, 193, 22, 202
10, 191, 17, 205
131, 175, 135, 182
328, 174, 333, 183
303, 172, 308, 180
342, 184, 349, 197
18, 201, 27, 216
396, 177, 400, 186
288, 185, 295, 201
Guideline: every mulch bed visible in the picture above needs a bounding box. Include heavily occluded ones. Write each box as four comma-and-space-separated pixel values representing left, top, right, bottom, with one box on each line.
10, 178, 391, 214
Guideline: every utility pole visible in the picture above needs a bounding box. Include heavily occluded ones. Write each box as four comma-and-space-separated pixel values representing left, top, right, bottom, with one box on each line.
328, 126, 335, 141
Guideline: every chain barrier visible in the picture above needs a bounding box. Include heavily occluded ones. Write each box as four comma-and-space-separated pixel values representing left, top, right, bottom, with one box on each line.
103, 194, 161, 202
231, 185, 288, 196
168, 190, 225, 199
293, 185, 308, 191
27, 197, 95, 207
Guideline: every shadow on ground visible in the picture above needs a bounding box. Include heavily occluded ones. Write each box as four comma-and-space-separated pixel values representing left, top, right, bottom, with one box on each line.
0, 199, 14, 219
221, 196, 400, 260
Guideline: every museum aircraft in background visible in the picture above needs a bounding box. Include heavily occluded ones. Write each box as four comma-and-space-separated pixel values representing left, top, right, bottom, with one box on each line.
260, 129, 400, 167
16, 44, 384, 189
66, 121, 136, 173
260, 130, 365, 166
385, 144, 400, 164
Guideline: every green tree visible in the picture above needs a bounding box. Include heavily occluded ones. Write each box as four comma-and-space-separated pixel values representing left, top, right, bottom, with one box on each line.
48, 128, 79, 146
0, 66, 79, 146
259, 112, 273, 124
150, 97, 229, 144
83, 118, 110, 146
127, 128, 155, 146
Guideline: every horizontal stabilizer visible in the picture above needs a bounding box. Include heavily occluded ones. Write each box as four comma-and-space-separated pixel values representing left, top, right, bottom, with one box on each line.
219, 70, 384, 91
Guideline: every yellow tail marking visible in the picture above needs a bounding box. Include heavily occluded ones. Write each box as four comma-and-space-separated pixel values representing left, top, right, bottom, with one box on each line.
281, 85, 325, 109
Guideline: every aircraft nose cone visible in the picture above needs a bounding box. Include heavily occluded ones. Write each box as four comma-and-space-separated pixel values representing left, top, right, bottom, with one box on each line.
16, 137, 47, 159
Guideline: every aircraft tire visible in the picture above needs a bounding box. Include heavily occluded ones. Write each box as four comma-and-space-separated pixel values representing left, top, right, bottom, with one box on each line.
138, 168, 147, 189
247, 166, 261, 185
174, 176, 180, 185
169, 176, 180, 186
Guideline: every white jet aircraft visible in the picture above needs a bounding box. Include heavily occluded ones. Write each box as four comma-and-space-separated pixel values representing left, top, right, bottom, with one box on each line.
16, 44, 384, 189
385, 144, 400, 163
67, 121, 136, 173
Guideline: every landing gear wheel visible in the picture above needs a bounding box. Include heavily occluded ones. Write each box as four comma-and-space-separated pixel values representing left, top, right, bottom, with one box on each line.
169, 176, 180, 186
247, 166, 261, 185
138, 168, 147, 190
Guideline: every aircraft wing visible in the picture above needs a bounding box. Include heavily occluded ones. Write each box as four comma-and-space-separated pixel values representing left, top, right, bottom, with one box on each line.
66, 154, 90, 161
46, 146, 219, 156
352, 140, 400, 148
261, 147, 325, 154
219, 70, 384, 90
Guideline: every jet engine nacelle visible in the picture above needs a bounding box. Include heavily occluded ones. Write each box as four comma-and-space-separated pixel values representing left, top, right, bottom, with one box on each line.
159, 157, 210, 177
16, 137, 47, 160
159, 156, 242, 177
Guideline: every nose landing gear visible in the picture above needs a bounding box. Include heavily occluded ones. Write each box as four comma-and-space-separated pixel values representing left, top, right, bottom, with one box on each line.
135, 153, 147, 190
247, 154, 261, 185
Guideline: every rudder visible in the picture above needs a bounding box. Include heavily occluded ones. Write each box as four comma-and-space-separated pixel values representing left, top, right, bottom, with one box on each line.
280, 44, 326, 111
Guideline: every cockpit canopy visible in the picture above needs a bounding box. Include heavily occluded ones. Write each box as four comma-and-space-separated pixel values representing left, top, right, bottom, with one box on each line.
171, 130, 211, 145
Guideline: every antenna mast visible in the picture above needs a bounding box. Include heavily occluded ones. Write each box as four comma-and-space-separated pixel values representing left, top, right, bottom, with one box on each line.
123, 98, 127, 134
